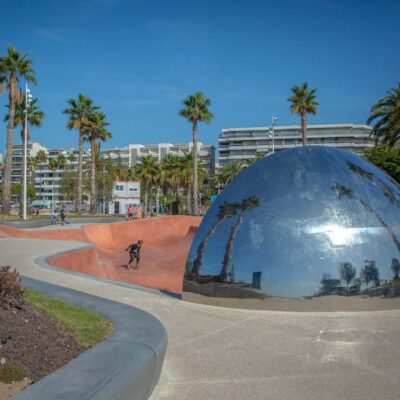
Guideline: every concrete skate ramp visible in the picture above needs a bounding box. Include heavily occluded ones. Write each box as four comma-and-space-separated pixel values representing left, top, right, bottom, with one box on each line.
48, 216, 201, 295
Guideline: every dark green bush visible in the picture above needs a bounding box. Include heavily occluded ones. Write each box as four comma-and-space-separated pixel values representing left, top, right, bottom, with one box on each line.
0, 362, 26, 383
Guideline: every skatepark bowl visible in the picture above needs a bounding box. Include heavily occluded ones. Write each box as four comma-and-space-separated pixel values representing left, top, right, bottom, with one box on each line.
0, 216, 201, 296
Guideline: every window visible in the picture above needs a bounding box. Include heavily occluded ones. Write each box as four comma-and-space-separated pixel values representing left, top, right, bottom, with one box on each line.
115, 185, 124, 191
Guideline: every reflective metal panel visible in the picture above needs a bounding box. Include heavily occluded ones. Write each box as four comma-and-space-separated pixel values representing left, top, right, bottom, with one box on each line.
183, 146, 400, 311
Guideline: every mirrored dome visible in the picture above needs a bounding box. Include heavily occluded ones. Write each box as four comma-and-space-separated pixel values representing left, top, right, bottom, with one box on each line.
183, 146, 400, 311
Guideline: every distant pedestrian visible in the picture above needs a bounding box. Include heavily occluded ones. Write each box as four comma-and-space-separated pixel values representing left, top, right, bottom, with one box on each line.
50, 210, 57, 225
127, 204, 134, 221
60, 207, 67, 225
137, 205, 142, 219
125, 240, 143, 269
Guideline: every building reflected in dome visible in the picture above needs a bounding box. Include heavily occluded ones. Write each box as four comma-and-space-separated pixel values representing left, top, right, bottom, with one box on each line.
183, 146, 400, 311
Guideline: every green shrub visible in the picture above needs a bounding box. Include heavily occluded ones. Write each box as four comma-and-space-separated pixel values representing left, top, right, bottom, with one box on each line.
0, 266, 25, 309
0, 363, 26, 383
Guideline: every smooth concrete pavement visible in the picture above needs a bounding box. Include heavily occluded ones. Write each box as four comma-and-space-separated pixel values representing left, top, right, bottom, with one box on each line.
1, 237, 400, 400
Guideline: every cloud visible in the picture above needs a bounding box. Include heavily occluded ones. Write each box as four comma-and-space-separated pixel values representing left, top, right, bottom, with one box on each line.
105, 99, 160, 108
81, 0, 133, 8
33, 28, 67, 43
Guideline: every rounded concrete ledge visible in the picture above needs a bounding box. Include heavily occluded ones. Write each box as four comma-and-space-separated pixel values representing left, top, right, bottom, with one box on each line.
14, 276, 167, 400
0, 217, 125, 229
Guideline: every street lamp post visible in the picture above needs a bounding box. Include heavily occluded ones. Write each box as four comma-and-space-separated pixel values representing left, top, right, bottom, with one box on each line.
23, 84, 33, 220
269, 115, 278, 154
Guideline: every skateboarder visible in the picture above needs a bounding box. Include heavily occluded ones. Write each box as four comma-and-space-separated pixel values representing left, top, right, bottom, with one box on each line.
125, 240, 143, 269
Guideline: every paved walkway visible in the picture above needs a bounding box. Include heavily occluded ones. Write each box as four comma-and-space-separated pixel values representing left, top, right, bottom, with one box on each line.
1, 237, 400, 400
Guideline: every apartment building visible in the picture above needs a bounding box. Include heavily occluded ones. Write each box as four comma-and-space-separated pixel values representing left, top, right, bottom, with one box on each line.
34, 147, 90, 203
218, 124, 374, 165
102, 142, 216, 175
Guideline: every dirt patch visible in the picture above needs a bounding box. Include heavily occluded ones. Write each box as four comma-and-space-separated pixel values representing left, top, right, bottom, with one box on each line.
0, 378, 32, 400
0, 303, 82, 383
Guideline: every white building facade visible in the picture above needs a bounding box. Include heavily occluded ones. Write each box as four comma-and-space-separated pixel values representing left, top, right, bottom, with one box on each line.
106, 181, 140, 215
219, 124, 374, 165
102, 142, 216, 174
35, 147, 90, 203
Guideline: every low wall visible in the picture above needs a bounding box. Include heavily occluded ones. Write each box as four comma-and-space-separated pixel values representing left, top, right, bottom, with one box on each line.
14, 276, 167, 400
0, 217, 124, 229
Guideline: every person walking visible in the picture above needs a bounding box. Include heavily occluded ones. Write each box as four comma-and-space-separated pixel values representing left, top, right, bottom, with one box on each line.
127, 204, 134, 221
137, 204, 142, 219
50, 210, 57, 225
60, 207, 67, 226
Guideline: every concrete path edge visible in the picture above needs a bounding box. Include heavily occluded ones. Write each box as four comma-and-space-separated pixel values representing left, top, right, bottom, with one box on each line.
12, 273, 167, 399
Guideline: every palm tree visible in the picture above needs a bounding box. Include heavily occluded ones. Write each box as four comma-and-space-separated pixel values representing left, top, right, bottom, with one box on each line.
48, 158, 58, 205
218, 160, 246, 187
27, 156, 37, 187
219, 196, 261, 282
340, 262, 356, 293
190, 201, 239, 277
84, 111, 111, 214
180, 153, 194, 214
63, 94, 99, 214
367, 84, 400, 148
162, 155, 183, 211
34, 150, 47, 199
179, 92, 214, 215
391, 258, 400, 281
48, 155, 66, 205
0, 46, 37, 215
5, 96, 45, 216
67, 153, 76, 165
135, 156, 159, 217
288, 82, 318, 146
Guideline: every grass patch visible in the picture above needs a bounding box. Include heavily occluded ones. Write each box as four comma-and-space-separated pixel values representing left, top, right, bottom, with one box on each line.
24, 289, 113, 348
0, 363, 25, 384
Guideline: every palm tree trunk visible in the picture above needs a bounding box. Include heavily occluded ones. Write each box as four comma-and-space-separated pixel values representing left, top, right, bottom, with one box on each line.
176, 184, 180, 214
186, 183, 191, 215
2, 79, 16, 215
192, 120, 199, 216
191, 216, 225, 277
19, 127, 26, 218
156, 187, 160, 216
75, 130, 83, 215
52, 171, 55, 209
148, 186, 153, 216
143, 184, 148, 218
301, 111, 307, 146
219, 212, 244, 282
90, 138, 96, 214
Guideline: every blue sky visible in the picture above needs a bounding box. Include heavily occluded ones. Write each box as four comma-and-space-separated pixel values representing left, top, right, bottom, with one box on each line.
0, 0, 399, 153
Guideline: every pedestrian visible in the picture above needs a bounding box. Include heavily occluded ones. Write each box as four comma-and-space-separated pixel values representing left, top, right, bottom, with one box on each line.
127, 204, 134, 221
125, 240, 143, 269
50, 210, 57, 225
137, 205, 142, 219
60, 207, 67, 225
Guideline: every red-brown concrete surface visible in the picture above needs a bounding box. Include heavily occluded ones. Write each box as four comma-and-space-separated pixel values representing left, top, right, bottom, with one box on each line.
0, 216, 200, 295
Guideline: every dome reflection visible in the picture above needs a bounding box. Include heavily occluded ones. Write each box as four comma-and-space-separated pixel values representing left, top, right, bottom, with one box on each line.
183, 146, 400, 311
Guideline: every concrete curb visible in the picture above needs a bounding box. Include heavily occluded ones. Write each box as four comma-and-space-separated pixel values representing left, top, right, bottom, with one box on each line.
12, 265, 167, 399
0, 217, 124, 229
